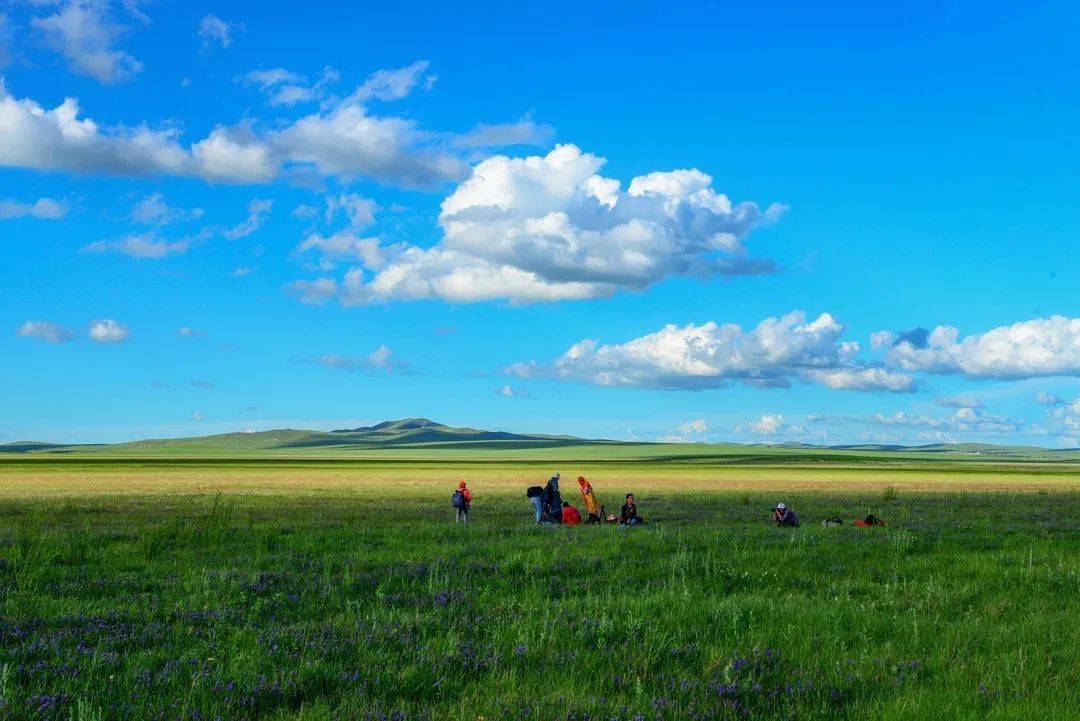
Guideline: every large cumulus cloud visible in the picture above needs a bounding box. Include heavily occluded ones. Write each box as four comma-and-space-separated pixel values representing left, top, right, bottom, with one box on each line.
295, 144, 785, 304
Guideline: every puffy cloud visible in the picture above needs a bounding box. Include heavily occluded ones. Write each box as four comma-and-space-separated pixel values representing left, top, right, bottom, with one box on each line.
507, 311, 914, 392
223, 199, 272, 239
130, 192, 202, 225
496, 384, 531, 398
18, 320, 74, 343
82, 232, 189, 259
884, 316, 1080, 379
324, 193, 377, 228
0, 81, 190, 175
736, 414, 807, 437
88, 318, 128, 343
32, 1, 143, 84
300, 144, 784, 305
1035, 391, 1064, 407
659, 418, 709, 443
0, 63, 468, 187
298, 230, 382, 264
0, 197, 68, 219
198, 14, 236, 50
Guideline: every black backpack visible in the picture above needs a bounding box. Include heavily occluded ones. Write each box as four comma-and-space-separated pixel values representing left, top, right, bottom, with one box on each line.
451, 490, 467, 509
525, 486, 543, 498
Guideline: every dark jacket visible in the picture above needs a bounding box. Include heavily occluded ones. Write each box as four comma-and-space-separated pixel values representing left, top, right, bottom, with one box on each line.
620, 502, 637, 523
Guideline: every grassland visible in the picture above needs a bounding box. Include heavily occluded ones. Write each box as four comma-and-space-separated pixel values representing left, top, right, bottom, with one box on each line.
0, 455, 1077, 720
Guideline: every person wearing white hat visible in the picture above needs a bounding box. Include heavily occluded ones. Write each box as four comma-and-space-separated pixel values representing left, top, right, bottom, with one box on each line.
773, 502, 799, 527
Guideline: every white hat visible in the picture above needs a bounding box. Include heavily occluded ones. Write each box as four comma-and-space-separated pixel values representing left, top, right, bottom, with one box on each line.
776, 502, 786, 510
554, 472, 560, 479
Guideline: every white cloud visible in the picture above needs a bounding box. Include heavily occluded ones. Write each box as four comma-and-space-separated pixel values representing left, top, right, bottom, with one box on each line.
223, 199, 272, 239
18, 320, 74, 343
367, 344, 410, 373
239, 66, 339, 107
507, 311, 914, 392
454, 117, 555, 148
736, 414, 808, 437
324, 193, 377, 228
298, 230, 383, 264
177, 326, 197, 338
937, 394, 983, 409
130, 192, 202, 225
0, 63, 468, 187
870, 407, 1023, 435
32, 0, 143, 84
191, 410, 205, 421
82, 232, 189, 259
298, 144, 784, 305
0, 197, 68, 219
659, 418, 709, 443
346, 60, 433, 103
296, 346, 411, 374
0, 81, 190, 176
1035, 391, 1064, 406
496, 384, 531, 398
884, 316, 1080, 380
198, 14, 236, 50
88, 318, 128, 343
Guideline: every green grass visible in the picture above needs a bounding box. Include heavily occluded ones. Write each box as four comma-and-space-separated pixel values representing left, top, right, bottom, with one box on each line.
0, 461, 1078, 720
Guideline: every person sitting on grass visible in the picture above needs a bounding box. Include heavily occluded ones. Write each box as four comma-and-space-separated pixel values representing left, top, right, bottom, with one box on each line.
620, 493, 643, 526
452, 481, 472, 523
561, 501, 582, 525
772, 502, 798, 527
578, 475, 602, 523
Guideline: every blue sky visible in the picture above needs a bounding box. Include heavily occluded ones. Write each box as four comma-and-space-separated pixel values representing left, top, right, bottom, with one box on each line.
4, 0, 1080, 446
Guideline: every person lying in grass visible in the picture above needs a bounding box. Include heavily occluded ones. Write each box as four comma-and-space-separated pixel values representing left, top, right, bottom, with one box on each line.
773, 502, 799, 527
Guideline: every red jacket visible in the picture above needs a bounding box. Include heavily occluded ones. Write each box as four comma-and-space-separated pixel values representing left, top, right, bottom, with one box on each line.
562, 505, 582, 525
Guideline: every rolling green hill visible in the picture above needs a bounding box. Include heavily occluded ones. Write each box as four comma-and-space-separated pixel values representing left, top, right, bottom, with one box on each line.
2, 417, 1080, 464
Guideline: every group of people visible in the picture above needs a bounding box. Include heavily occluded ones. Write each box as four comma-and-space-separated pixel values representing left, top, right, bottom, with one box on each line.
526, 473, 644, 526
456, 486, 877, 530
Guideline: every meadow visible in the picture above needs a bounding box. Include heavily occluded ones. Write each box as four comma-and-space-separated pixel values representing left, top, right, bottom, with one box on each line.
0, 457, 1077, 720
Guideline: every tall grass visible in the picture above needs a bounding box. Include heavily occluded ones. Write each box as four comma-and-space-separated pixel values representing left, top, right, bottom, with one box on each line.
0, 484, 1077, 720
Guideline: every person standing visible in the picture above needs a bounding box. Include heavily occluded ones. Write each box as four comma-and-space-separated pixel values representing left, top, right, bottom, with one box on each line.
577, 475, 602, 523
526, 485, 544, 523
545, 473, 563, 523
452, 481, 473, 523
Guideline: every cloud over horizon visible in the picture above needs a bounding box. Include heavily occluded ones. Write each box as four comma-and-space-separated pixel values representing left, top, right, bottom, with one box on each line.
507, 311, 914, 392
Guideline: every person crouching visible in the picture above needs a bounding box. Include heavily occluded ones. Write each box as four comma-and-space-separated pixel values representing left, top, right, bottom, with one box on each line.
772, 502, 798, 527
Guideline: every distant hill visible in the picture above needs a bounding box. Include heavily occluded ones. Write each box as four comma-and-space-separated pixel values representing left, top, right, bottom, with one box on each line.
0, 418, 595, 457
2, 418, 1078, 462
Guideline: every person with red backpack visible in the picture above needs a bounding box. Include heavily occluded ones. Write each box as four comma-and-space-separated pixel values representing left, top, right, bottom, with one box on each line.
452, 481, 473, 523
